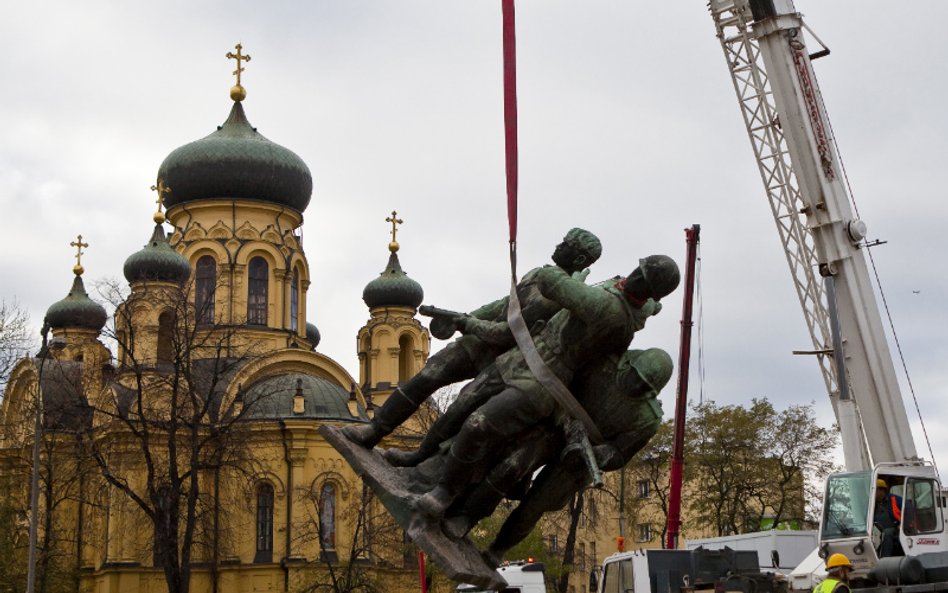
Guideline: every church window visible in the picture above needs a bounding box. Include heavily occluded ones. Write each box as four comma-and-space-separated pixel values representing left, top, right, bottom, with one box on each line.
255, 483, 274, 563
290, 269, 299, 332
398, 334, 414, 383
195, 255, 216, 325
319, 482, 336, 551
157, 311, 174, 364
248, 257, 268, 325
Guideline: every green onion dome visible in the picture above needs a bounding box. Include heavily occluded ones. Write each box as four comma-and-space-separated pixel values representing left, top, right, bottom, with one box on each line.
362, 251, 424, 309
46, 274, 107, 331
123, 224, 192, 284
306, 322, 321, 349
156, 102, 312, 212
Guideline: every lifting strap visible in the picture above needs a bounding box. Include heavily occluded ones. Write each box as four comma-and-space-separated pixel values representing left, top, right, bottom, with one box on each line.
501, 0, 604, 445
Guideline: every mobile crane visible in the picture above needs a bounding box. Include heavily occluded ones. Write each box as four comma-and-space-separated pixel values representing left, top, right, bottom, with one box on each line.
709, 0, 948, 587
596, 2, 947, 592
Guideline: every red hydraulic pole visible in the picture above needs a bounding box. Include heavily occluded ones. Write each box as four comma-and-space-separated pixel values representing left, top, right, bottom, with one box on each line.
419, 550, 428, 593
665, 224, 700, 549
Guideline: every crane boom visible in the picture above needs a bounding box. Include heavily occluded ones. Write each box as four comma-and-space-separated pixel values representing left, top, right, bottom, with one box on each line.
708, 0, 916, 467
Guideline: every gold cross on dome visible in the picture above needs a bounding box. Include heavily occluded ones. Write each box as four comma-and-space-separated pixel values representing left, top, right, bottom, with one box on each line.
386, 211, 403, 243
151, 178, 171, 212
70, 234, 88, 275
226, 43, 251, 86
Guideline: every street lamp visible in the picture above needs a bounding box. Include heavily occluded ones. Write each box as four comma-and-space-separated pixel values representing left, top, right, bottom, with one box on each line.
25, 321, 66, 593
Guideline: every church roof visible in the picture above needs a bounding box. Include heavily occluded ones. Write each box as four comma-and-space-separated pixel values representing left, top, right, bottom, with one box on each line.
45, 274, 107, 332
123, 224, 192, 284
156, 101, 312, 213
362, 251, 424, 309
243, 373, 364, 421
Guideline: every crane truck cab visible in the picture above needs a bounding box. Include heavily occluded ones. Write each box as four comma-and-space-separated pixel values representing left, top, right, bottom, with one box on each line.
815, 462, 948, 582
456, 560, 546, 593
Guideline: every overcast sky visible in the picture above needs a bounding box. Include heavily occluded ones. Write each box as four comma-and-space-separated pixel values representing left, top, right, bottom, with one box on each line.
2, 1, 946, 478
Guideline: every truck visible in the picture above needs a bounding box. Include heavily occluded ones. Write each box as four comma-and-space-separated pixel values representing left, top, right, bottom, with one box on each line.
686, 530, 818, 573
707, 0, 948, 588
458, 560, 546, 593
593, 1, 948, 591
592, 547, 784, 593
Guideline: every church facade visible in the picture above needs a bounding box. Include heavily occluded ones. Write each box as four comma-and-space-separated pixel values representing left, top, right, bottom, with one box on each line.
0, 70, 435, 593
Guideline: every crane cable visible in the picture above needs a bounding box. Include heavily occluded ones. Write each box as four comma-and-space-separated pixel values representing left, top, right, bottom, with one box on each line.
813, 71, 937, 475
500, 0, 604, 444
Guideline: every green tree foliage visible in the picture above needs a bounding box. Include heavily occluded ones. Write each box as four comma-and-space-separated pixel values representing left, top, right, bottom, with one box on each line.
687, 398, 838, 536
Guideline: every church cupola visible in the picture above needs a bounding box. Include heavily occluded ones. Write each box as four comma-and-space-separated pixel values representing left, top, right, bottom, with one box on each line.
45, 235, 107, 333
357, 212, 429, 406
155, 45, 312, 214
362, 212, 424, 310
123, 211, 192, 285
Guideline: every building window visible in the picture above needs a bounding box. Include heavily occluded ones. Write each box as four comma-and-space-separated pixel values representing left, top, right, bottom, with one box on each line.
195, 255, 216, 325
319, 482, 336, 551
290, 269, 299, 332
578, 542, 586, 571
588, 497, 598, 527
637, 479, 650, 499
255, 483, 274, 563
247, 257, 268, 325
637, 523, 652, 543
549, 535, 559, 552
398, 334, 414, 383
156, 311, 174, 364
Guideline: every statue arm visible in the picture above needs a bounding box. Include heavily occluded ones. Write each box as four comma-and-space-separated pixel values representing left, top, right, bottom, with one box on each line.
459, 316, 514, 347
536, 266, 618, 321
469, 296, 509, 322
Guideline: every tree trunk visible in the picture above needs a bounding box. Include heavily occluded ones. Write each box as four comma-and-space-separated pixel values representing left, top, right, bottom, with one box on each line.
556, 492, 584, 593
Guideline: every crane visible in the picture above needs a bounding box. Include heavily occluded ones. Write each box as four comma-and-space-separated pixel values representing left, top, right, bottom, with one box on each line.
708, 0, 946, 584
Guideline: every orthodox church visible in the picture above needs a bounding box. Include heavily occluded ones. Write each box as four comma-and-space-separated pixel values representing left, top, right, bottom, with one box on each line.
0, 50, 434, 593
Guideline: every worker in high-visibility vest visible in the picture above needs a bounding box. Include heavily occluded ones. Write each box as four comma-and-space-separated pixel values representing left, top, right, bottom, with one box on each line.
874, 478, 904, 557
815, 554, 853, 593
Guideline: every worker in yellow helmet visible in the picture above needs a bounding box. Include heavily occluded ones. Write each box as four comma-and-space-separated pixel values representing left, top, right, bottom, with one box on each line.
814, 554, 853, 593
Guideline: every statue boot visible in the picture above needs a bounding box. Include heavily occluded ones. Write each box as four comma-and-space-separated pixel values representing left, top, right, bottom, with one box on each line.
412, 451, 479, 520
340, 386, 421, 448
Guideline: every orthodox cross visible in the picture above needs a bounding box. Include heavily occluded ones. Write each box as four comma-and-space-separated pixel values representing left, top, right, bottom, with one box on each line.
386, 211, 403, 244
70, 235, 88, 274
226, 43, 251, 87
151, 178, 171, 213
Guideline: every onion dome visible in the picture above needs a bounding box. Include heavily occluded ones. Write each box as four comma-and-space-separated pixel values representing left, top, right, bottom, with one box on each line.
363, 250, 424, 309
123, 224, 192, 284
46, 274, 107, 332
156, 101, 312, 212
306, 322, 321, 349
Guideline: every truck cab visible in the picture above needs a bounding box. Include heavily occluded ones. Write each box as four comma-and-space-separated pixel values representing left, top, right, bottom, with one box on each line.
819, 462, 948, 578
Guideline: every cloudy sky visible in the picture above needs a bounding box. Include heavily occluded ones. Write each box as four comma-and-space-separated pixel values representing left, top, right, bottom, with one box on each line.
2, 2, 946, 476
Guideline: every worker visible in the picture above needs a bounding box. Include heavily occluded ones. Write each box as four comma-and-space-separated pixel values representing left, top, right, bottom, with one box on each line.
815, 554, 853, 593
874, 478, 904, 557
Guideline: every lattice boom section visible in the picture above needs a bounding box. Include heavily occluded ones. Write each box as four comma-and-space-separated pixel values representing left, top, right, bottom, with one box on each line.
710, 0, 838, 399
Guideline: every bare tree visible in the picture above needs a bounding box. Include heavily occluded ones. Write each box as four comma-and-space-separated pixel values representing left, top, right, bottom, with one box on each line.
0, 300, 35, 393
75, 280, 273, 593
297, 481, 407, 593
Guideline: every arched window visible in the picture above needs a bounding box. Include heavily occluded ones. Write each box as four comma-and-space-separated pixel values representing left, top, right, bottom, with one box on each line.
255, 483, 274, 563
195, 255, 216, 325
319, 482, 336, 551
247, 257, 268, 325
156, 311, 174, 364
398, 334, 414, 383
290, 269, 299, 332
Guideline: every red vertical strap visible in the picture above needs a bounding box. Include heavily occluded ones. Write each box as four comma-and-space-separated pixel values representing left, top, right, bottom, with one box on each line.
502, 0, 518, 246
418, 551, 427, 593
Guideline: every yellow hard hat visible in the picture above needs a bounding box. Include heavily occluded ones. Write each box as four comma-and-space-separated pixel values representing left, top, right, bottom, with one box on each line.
826, 553, 853, 570
877, 479, 888, 488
